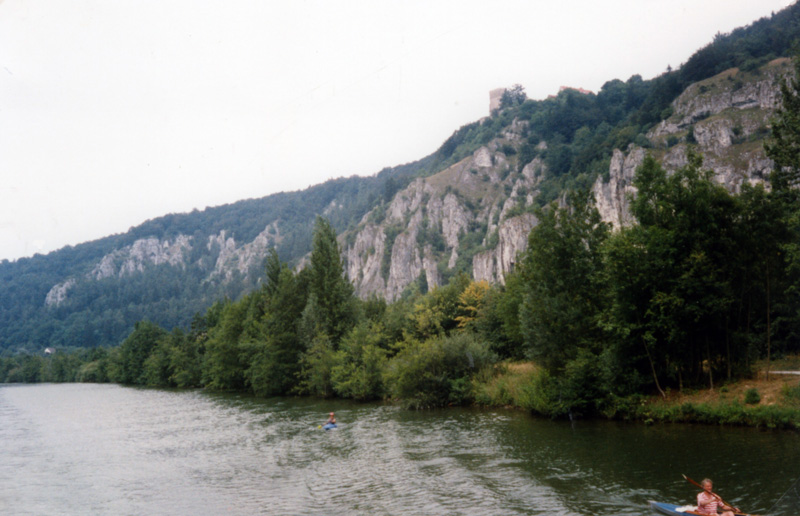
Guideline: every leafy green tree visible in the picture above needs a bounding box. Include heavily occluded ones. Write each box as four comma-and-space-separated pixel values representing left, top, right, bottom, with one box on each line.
604, 153, 759, 393
406, 273, 471, 340
763, 54, 800, 362
168, 325, 204, 388
518, 191, 609, 373
332, 321, 388, 400
765, 56, 800, 192
143, 330, 178, 387
296, 333, 337, 397
116, 321, 168, 385
246, 265, 308, 396
384, 333, 496, 409
500, 84, 527, 109
308, 216, 357, 345
202, 299, 250, 391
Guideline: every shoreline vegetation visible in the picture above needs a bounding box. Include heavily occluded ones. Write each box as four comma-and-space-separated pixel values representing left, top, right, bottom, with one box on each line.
475, 360, 800, 430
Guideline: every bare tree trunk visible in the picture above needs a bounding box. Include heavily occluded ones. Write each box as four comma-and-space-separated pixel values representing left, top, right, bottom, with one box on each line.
725, 320, 731, 381
706, 337, 714, 390
644, 340, 666, 399
766, 267, 772, 381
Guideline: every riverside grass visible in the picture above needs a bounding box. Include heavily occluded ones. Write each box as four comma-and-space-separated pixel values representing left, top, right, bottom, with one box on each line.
473, 361, 800, 430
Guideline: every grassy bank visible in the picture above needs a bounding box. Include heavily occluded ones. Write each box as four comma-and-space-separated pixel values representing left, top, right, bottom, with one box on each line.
473, 359, 800, 430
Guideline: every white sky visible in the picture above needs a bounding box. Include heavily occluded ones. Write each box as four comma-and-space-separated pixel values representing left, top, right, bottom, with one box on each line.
0, 0, 793, 261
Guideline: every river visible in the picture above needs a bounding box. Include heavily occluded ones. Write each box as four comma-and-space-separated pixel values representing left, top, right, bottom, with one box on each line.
1, 383, 798, 515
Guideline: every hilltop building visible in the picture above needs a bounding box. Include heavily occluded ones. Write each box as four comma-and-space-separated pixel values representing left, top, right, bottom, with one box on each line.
489, 88, 505, 113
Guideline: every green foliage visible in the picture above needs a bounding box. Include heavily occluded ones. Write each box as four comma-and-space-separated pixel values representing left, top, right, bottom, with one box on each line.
201, 299, 250, 391
384, 333, 496, 409
115, 321, 168, 385
499, 84, 527, 110
308, 217, 358, 345
519, 192, 609, 372
331, 321, 388, 400
744, 387, 761, 405
296, 334, 337, 398
613, 399, 800, 429
782, 382, 800, 405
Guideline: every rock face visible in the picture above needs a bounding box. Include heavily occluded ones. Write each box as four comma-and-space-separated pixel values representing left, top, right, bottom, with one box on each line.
592, 148, 644, 229
91, 235, 192, 280
592, 59, 788, 229
208, 222, 282, 281
345, 120, 543, 300
45, 224, 281, 307
473, 213, 537, 284
45, 278, 76, 307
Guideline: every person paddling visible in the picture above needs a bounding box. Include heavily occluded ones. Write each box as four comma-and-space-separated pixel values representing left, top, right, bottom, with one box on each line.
325, 412, 336, 425
696, 478, 738, 516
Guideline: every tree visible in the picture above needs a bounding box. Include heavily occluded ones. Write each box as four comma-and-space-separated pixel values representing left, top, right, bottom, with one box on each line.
765, 56, 800, 192
500, 84, 527, 109
307, 216, 357, 345
246, 265, 308, 396
762, 56, 800, 365
115, 321, 168, 385
332, 321, 388, 400
455, 280, 490, 330
605, 152, 751, 393
518, 191, 609, 373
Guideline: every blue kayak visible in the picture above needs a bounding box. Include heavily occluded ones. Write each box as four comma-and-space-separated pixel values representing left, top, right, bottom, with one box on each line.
649, 501, 701, 515
322, 423, 337, 430
649, 501, 753, 516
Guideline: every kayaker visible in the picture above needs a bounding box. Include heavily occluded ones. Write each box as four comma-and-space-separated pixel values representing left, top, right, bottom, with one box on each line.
325, 412, 336, 425
696, 478, 737, 516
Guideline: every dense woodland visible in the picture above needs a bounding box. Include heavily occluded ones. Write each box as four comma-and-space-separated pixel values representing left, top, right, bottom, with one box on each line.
2, 6, 800, 417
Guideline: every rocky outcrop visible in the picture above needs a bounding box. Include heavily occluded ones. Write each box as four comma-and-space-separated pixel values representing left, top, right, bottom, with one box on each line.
346, 137, 541, 300
592, 148, 644, 229
45, 62, 788, 309
46, 223, 283, 307
344, 224, 386, 298
208, 222, 281, 280
593, 61, 788, 228
91, 235, 192, 280
45, 278, 76, 307
473, 213, 537, 284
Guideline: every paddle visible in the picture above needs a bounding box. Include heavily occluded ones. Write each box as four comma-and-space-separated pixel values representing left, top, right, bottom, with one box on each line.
683, 474, 758, 516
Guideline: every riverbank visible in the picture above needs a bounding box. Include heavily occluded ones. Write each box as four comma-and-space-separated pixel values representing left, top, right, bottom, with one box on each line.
474, 359, 800, 430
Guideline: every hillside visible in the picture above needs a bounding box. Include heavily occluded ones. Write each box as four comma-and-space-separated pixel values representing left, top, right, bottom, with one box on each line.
1, 3, 798, 353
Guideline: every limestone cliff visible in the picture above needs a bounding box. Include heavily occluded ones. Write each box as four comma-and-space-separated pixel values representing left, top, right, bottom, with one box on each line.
592, 59, 788, 229
45, 223, 281, 307
43, 60, 789, 309
344, 120, 542, 301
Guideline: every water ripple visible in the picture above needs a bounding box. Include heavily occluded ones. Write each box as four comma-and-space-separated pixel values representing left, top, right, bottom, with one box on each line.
2, 384, 799, 515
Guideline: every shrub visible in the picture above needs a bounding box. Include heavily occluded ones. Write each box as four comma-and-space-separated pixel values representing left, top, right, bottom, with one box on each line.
744, 388, 761, 405
295, 334, 337, 398
782, 382, 800, 405
384, 333, 496, 409
332, 321, 388, 401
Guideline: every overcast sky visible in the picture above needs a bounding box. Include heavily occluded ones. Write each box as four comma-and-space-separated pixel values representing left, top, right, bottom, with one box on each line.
0, 0, 793, 261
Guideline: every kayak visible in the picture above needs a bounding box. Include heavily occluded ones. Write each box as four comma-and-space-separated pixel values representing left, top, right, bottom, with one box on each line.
649, 501, 702, 515
322, 423, 337, 430
649, 501, 755, 516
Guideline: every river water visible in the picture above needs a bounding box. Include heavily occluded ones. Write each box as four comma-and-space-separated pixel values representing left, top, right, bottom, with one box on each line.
1, 383, 799, 516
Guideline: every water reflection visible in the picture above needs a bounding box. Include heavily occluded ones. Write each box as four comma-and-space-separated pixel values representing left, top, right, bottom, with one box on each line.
1, 384, 798, 515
